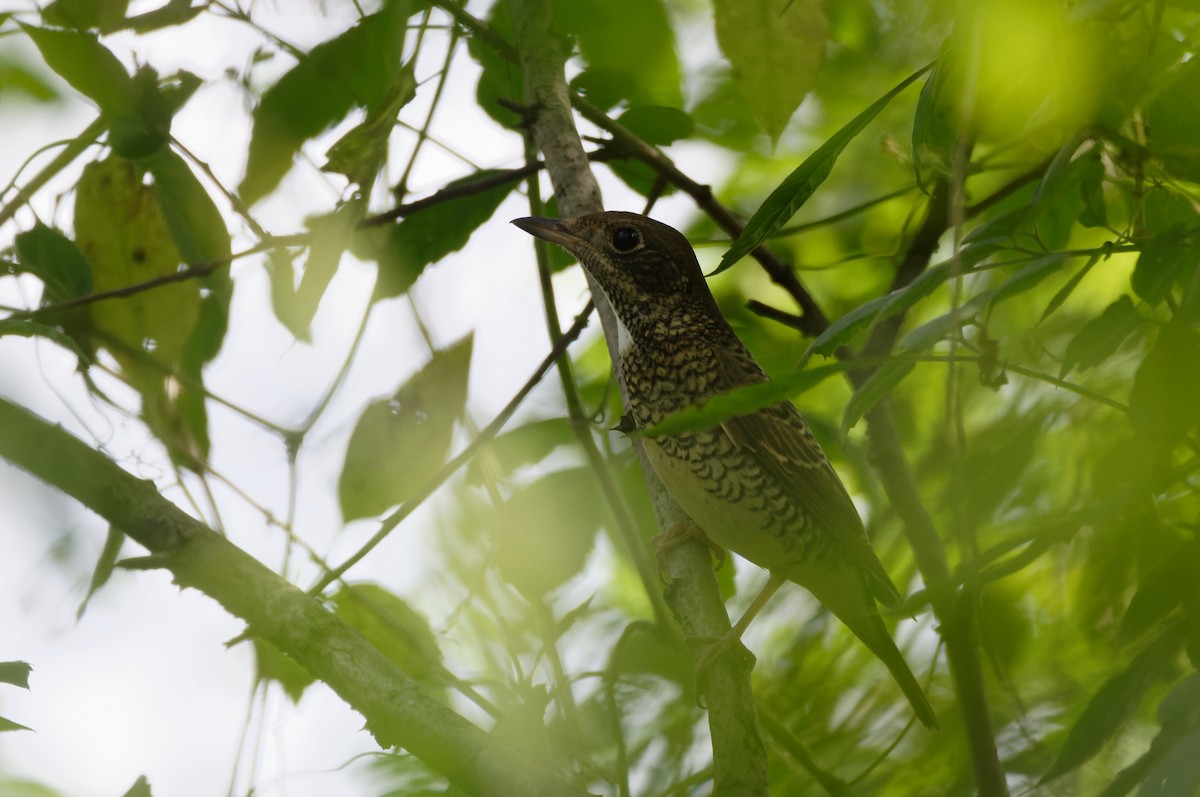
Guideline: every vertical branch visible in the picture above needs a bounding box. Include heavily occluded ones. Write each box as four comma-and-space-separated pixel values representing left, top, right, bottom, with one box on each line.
505, 1, 769, 793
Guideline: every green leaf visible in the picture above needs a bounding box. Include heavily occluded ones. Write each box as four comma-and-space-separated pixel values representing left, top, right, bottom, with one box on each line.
239, 5, 410, 204
466, 417, 575, 483
1129, 322, 1200, 444
143, 148, 231, 264
42, 0, 129, 31
13, 223, 93, 302
492, 467, 603, 597
465, 3, 522, 127
0, 319, 89, 367
1042, 629, 1183, 783
76, 526, 124, 619
1132, 230, 1198, 305
330, 583, 443, 684
359, 171, 519, 300
1060, 295, 1142, 377
714, 0, 827, 143
322, 65, 416, 187
283, 200, 366, 339
1146, 59, 1200, 183
616, 106, 694, 146
717, 63, 933, 273
120, 776, 152, 797
0, 662, 32, 689
74, 156, 216, 467
912, 41, 958, 192
555, 0, 681, 108
19, 22, 133, 114
0, 716, 32, 733
253, 639, 314, 703
645, 362, 842, 437
0, 56, 60, 101
1078, 149, 1108, 228
1038, 255, 1097, 326
339, 335, 473, 521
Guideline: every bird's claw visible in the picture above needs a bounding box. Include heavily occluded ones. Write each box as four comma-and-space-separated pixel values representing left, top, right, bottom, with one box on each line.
652, 520, 727, 578
690, 631, 756, 707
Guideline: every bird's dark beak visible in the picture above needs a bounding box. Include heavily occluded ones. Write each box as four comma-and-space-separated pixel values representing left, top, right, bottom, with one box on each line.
511, 216, 582, 250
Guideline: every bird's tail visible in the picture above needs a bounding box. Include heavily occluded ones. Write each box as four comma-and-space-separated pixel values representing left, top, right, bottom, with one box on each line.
807, 570, 939, 730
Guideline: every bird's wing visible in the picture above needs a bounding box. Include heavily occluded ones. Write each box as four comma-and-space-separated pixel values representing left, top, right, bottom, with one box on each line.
720, 403, 903, 607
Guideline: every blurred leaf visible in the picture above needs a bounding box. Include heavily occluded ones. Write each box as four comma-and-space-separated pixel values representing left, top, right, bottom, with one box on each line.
330, 583, 443, 684
1146, 59, 1200, 183
718, 63, 932, 273
14, 223, 94, 303
0, 57, 59, 101
714, 0, 828, 143
240, 5, 410, 204
142, 148, 231, 264
253, 639, 314, 703
120, 776, 152, 797
0, 662, 32, 689
1078, 148, 1108, 228
1129, 322, 1200, 444
492, 467, 604, 597
1101, 675, 1200, 797
954, 413, 1042, 534
1132, 230, 1198, 305
466, 3, 522, 126
19, 22, 132, 113
339, 335, 473, 521
645, 361, 843, 437
358, 172, 519, 301
1060, 295, 1142, 377
0, 716, 32, 733
570, 67, 633, 111
555, 0, 681, 108
978, 585, 1031, 669
42, 0, 128, 30
466, 417, 575, 484
0, 320, 88, 364
323, 64, 417, 187
281, 200, 366, 339
124, 0, 204, 33
1043, 628, 1183, 783
1039, 255, 1097, 326
616, 106, 694, 146
76, 526, 124, 619
912, 40, 957, 192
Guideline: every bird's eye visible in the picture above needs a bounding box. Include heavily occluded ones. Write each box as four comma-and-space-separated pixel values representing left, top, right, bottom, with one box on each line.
611, 227, 640, 251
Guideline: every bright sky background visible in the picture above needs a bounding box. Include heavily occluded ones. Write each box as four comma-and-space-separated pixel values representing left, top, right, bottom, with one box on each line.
0, 2, 729, 795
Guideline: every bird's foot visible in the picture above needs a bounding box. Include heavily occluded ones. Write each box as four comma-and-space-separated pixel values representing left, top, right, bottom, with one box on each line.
689, 630, 756, 707
652, 520, 727, 577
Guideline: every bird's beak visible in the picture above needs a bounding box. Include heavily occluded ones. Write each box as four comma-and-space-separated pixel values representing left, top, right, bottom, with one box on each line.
511, 216, 583, 250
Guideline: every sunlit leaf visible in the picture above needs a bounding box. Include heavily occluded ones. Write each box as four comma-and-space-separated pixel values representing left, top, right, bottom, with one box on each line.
717, 63, 932, 273
339, 335, 473, 521
714, 0, 828, 143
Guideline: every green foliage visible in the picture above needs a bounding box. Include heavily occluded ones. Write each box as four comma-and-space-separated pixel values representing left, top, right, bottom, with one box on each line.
5, 1, 1200, 795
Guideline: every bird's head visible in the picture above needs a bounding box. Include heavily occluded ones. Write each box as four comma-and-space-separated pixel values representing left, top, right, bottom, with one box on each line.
512, 212, 719, 333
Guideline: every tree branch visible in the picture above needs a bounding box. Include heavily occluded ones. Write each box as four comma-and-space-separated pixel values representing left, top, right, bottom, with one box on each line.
505, 1, 768, 793
0, 397, 593, 797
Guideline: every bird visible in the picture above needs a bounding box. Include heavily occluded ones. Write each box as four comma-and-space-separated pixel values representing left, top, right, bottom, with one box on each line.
512, 211, 938, 730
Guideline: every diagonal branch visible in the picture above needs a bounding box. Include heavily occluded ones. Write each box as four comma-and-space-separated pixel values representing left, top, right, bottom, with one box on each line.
0, 396, 593, 797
